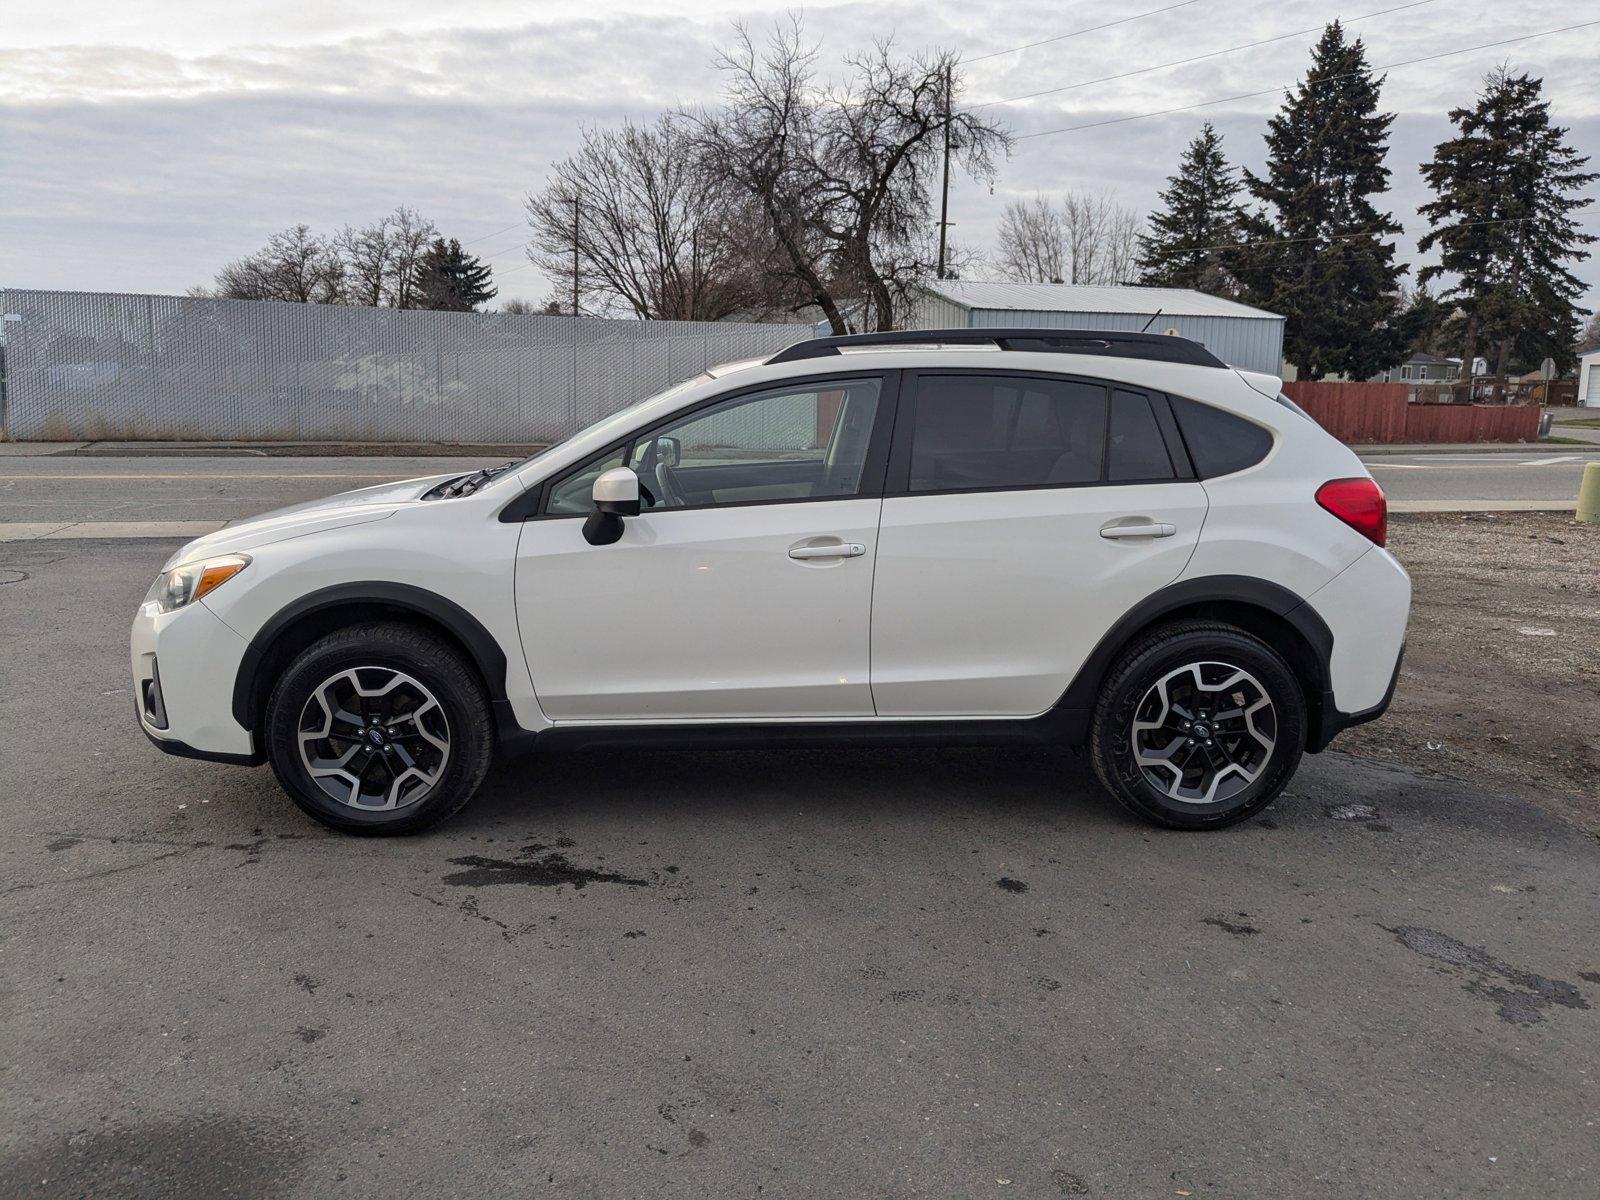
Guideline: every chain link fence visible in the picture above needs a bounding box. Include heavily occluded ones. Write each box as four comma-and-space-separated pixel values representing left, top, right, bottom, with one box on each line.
0, 289, 812, 443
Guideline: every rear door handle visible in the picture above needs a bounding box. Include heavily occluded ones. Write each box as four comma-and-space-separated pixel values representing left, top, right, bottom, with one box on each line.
789, 542, 866, 560
1099, 522, 1176, 540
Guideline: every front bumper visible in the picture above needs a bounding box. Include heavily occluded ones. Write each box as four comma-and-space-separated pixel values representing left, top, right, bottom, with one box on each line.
131, 597, 261, 763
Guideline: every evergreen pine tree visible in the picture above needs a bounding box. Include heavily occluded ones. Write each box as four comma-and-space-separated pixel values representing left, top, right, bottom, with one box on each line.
1242, 22, 1406, 379
413, 238, 498, 312
1136, 123, 1245, 295
1418, 68, 1597, 380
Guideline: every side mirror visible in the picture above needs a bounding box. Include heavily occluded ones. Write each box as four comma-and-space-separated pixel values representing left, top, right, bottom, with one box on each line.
583, 466, 639, 546
656, 435, 682, 468
592, 466, 641, 516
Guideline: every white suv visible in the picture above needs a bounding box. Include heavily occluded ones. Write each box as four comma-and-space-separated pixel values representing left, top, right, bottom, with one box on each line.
132, 329, 1409, 834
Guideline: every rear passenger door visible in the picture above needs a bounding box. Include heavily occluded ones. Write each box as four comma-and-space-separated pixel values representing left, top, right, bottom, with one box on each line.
869, 371, 1210, 717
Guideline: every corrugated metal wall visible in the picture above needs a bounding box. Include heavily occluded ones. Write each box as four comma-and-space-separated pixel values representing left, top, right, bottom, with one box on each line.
903, 293, 1285, 376
906, 291, 972, 332
0, 289, 812, 443
965, 310, 1284, 376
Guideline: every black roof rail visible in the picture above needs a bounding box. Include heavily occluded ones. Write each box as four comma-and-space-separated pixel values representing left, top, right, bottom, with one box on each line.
766, 327, 1226, 368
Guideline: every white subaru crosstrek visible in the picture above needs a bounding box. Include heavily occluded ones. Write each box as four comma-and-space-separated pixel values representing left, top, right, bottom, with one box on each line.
133, 329, 1409, 835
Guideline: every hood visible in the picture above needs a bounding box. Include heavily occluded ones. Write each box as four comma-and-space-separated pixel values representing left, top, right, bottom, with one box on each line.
161, 471, 461, 570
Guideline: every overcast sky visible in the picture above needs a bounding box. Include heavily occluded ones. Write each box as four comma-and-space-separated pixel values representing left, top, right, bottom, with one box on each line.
3, 0, 1598, 310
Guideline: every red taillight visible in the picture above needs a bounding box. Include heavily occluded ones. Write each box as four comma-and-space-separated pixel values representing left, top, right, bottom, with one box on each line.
1315, 477, 1387, 547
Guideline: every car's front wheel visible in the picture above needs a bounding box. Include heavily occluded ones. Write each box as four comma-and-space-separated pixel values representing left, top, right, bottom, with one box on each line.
1089, 620, 1306, 830
264, 622, 494, 835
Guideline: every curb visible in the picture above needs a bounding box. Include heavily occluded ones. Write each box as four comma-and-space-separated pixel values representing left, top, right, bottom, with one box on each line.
1354, 443, 1595, 456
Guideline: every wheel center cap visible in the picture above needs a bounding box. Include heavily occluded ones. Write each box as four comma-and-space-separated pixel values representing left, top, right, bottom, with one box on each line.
1192, 722, 1212, 739
367, 727, 386, 747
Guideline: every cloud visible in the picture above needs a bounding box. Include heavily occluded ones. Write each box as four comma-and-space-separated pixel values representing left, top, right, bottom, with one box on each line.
2, 0, 1596, 305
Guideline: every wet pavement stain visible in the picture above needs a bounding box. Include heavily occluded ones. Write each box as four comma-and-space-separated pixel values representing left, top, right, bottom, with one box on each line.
996, 877, 1029, 893
294, 1027, 325, 1044
1383, 924, 1591, 1025
1203, 915, 1260, 937
442, 852, 648, 889
45, 837, 80, 852
0, 1114, 303, 1199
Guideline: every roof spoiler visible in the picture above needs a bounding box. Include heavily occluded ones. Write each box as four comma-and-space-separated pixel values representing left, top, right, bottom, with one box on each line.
767, 328, 1227, 368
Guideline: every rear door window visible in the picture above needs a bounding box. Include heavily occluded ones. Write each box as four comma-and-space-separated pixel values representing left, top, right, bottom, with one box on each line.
907, 375, 1107, 492
1107, 389, 1176, 482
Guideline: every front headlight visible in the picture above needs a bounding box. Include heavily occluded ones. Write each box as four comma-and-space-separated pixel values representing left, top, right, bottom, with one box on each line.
145, 553, 251, 613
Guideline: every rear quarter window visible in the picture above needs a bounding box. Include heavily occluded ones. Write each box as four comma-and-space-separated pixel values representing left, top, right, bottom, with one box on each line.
1168, 395, 1274, 478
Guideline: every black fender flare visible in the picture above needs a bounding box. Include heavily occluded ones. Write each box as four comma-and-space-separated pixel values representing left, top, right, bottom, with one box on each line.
1050, 574, 1334, 741
230, 582, 511, 734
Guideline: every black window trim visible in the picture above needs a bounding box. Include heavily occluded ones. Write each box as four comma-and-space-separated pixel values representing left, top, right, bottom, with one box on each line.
885, 367, 1200, 499
513, 368, 903, 521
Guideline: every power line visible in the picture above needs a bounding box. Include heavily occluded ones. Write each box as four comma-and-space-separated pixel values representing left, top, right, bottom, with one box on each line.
1167, 215, 1542, 259
459, 221, 526, 248
969, 0, 1440, 109
1014, 19, 1600, 141
965, 0, 1206, 64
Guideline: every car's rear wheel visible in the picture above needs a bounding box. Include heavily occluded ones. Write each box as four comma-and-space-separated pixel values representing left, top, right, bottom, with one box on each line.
264, 622, 494, 835
1089, 620, 1305, 830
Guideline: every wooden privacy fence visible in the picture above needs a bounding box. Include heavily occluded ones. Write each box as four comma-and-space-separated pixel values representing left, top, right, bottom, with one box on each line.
1281, 381, 1545, 444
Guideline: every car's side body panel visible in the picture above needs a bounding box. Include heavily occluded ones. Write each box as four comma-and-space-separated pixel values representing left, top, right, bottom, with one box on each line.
871, 482, 1209, 715
515, 498, 883, 720
196, 499, 546, 740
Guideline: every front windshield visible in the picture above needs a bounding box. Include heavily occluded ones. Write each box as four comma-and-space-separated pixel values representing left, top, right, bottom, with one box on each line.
504, 373, 711, 474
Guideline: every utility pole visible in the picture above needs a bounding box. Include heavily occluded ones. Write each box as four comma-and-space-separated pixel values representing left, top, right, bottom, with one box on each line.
936, 59, 953, 280
571, 193, 581, 317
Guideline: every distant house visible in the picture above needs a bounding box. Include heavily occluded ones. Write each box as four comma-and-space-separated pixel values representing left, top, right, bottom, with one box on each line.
1370, 352, 1461, 385
902, 281, 1286, 375
1579, 349, 1600, 408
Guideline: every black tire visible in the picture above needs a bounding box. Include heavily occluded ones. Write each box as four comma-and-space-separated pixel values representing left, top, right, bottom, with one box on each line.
264, 622, 494, 835
1088, 620, 1305, 831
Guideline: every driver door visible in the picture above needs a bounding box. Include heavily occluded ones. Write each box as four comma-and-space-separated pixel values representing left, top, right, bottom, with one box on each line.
514, 374, 894, 721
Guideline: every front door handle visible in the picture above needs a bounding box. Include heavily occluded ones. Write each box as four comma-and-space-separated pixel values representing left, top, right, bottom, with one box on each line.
1099, 522, 1176, 540
789, 542, 866, 560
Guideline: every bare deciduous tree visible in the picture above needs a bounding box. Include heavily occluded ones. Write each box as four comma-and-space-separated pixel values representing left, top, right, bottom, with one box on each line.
995, 196, 1066, 283
336, 215, 396, 307
525, 116, 780, 321
214, 224, 344, 304
993, 191, 1143, 287
690, 19, 1010, 332
385, 207, 438, 309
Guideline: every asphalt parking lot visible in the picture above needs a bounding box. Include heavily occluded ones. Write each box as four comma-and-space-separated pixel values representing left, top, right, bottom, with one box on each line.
4, 535, 1599, 1198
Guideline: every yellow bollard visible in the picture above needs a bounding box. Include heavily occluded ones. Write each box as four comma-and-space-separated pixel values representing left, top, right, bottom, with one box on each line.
1578, 461, 1600, 524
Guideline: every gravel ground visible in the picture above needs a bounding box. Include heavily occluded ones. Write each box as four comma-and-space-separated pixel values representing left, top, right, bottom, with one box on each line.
1339, 512, 1600, 832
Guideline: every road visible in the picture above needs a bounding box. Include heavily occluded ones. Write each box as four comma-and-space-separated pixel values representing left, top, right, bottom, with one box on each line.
0, 447, 1595, 531
3, 538, 1598, 1198
1365, 449, 1600, 505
